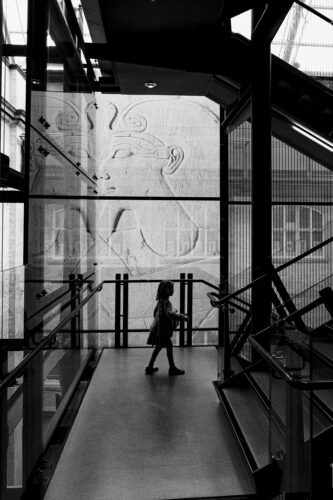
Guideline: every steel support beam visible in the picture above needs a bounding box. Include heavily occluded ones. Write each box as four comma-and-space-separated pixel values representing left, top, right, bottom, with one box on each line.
221, 87, 251, 135
219, 107, 232, 381
251, 26, 272, 339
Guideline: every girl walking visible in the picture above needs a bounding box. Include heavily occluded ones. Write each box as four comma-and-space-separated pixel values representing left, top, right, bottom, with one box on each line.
146, 280, 188, 375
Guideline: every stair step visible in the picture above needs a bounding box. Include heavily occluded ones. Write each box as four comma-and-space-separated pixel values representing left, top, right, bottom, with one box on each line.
247, 367, 333, 437
215, 381, 270, 470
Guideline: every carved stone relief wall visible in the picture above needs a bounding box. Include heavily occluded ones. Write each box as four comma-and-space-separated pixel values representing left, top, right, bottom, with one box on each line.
28, 94, 220, 345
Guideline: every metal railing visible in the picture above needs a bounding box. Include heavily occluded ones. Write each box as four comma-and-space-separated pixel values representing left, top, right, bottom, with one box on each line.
209, 234, 333, 309
107, 273, 220, 348
0, 279, 103, 394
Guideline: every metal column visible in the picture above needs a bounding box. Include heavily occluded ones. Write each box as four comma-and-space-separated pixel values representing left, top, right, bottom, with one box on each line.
219, 107, 232, 381
251, 20, 272, 340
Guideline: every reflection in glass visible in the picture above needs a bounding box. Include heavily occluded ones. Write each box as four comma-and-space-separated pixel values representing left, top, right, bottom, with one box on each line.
272, 206, 325, 260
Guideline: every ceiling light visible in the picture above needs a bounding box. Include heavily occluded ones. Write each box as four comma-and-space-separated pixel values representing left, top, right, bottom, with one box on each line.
144, 81, 157, 89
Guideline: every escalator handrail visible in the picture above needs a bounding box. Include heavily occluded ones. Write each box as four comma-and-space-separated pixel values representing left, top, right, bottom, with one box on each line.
0, 281, 104, 395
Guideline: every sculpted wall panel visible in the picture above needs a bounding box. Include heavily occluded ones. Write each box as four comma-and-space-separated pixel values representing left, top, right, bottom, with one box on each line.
28, 95, 220, 345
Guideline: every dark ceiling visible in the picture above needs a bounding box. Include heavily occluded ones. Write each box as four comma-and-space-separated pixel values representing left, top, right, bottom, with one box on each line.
80, 0, 333, 169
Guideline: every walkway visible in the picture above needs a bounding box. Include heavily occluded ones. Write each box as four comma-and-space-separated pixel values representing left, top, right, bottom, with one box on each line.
43, 347, 255, 500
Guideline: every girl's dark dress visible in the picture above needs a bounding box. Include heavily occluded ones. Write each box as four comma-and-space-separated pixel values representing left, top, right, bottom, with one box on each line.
152, 298, 183, 347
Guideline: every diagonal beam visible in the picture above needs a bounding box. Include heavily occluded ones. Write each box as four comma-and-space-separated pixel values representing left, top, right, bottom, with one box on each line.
220, 87, 251, 134
81, 0, 107, 43
252, 0, 294, 44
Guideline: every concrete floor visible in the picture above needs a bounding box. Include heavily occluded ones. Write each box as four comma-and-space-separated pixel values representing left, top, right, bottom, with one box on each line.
43, 347, 255, 500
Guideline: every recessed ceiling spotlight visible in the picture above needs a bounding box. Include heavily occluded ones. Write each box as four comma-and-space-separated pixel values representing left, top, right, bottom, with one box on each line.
144, 81, 157, 88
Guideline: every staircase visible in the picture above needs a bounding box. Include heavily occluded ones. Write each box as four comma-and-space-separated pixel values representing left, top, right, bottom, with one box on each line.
213, 285, 333, 499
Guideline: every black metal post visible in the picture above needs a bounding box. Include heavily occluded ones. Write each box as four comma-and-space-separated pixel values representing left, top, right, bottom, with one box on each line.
115, 274, 121, 348
122, 274, 128, 348
0, 352, 8, 498
76, 273, 83, 348
179, 273, 186, 346
319, 287, 333, 319
220, 107, 232, 380
251, 22, 272, 343
186, 273, 193, 346
69, 274, 77, 348
23, 353, 43, 492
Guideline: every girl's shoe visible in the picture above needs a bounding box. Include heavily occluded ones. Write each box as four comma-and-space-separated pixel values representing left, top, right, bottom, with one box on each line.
145, 366, 158, 374
169, 367, 185, 376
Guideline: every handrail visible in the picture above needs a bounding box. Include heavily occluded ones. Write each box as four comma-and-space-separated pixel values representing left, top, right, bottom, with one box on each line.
27, 281, 93, 322
249, 336, 333, 390
27, 284, 90, 321
208, 235, 333, 307
0, 281, 104, 394
25, 270, 96, 284
16, 115, 96, 187
252, 297, 323, 338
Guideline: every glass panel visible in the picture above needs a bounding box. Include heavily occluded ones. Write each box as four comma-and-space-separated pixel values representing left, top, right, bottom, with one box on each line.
299, 207, 309, 228
273, 207, 283, 229
272, 205, 330, 265
299, 231, 310, 252
312, 210, 322, 228
265, 310, 333, 497
0, 271, 100, 498
229, 121, 252, 201
2, 0, 27, 172
273, 230, 284, 254
1, 343, 93, 499
272, 2, 333, 87
0, 266, 25, 340
30, 93, 220, 197
29, 198, 219, 281
272, 135, 333, 203
0, 202, 24, 270
231, 10, 251, 39
286, 206, 295, 224
286, 230, 296, 255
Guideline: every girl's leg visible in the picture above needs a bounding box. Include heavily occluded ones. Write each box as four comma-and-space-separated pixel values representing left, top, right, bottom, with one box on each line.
166, 344, 176, 369
145, 345, 163, 374
166, 344, 185, 376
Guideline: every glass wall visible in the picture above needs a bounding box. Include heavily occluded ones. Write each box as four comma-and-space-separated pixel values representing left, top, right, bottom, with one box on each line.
0, 0, 27, 340
228, 120, 333, 335
28, 92, 221, 346
231, 2, 333, 86
272, 1, 333, 86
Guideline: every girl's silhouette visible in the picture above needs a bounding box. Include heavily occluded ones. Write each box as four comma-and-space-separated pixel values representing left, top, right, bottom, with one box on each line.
146, 280, 188, 375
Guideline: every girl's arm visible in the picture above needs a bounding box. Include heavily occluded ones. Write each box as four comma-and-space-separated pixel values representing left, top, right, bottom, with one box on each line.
163, 300, 189, 321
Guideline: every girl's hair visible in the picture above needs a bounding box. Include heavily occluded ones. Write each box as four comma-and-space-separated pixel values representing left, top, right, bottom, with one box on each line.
156, 280, 174, 300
